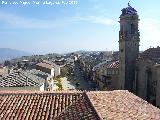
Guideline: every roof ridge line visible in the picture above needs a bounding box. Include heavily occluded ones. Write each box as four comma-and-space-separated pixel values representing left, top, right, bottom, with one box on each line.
55, 93, 84, 118
83, 92, 103, 120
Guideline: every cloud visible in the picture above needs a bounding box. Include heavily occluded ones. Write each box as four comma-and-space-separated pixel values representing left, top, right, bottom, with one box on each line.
0, 11, 117, 29
139, 18, 160, 50
73, 15, 117, 26
0, 11, 72, 29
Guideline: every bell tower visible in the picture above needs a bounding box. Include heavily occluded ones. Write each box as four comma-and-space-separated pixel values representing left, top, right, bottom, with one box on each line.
119, 3, 140, 91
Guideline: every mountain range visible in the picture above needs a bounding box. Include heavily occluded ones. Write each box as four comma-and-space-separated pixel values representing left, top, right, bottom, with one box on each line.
0, 48, 31, 62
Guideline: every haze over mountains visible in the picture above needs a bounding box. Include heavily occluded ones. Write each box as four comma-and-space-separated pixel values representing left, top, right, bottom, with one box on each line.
0, 48, 115, 63
0, 48, 31, 62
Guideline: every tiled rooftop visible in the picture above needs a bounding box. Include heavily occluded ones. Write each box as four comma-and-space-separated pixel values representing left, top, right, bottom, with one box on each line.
0, 64, 4, 68
55, 92, 100, 120
0, 71, 44, 87
108, 61, 119, 69
140, 47, 160, 62
0, 91, 100, 120
87, 90, 160, 120
26, 69, 49, 80
0, 90, 159, 120
36, 62, 54, 70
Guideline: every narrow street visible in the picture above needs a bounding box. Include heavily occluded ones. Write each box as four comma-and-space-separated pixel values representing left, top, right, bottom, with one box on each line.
61, 77, 76, 90
74, 62, 90, 90
60, 62, 91, 91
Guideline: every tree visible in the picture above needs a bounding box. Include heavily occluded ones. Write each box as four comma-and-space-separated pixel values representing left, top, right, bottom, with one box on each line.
54, 76, 63, 90
24, 62, 29, 69
60, 66, 70, 77
75, 80, 80, 87
4, 60, 11, 67
17, 62, 21, 69
56, 83, 63, 90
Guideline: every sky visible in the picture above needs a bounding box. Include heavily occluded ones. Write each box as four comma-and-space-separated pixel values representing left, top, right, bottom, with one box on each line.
0, 0, 160, 54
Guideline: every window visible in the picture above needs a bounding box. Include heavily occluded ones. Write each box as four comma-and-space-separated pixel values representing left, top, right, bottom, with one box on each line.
121, 49, 124, 52
107, 81, 111, 85
131, 24, 135, 34
120, 25, 123, 34
106, 76, 111, 79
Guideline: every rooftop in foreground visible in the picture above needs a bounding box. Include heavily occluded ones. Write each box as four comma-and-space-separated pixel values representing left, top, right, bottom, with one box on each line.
87, 90, 160, 120
0, 90, 159, 120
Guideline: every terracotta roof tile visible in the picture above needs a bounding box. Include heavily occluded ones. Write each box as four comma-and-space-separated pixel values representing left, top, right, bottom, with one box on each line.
0, 90, 159, 120
87, 90, 160, 120
36, 62, 54, 70
0, 71, 44, 87
140, 47, 160, 62
108, 61, 119, 69
55, 93, 100, 120
0, 91, 100, 120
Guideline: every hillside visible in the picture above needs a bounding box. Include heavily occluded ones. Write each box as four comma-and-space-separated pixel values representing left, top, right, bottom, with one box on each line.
0, 48, 31, 62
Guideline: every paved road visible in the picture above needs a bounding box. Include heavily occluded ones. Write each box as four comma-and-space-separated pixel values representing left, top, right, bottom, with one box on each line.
62, 77, 76, 90
74, 63, 90, 90
60, 63, 90, 91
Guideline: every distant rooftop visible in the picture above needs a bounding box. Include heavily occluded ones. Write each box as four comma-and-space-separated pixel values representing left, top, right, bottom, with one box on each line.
93, 60, 119, 71
36, 62, 54, 70
0, 64, 4, 68
139, 46, 160, 63
0, 71, 44, 87
108, 61, 119, 69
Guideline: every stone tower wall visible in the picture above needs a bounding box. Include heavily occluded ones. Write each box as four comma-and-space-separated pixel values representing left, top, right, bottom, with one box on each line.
119, 10, 140, 91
